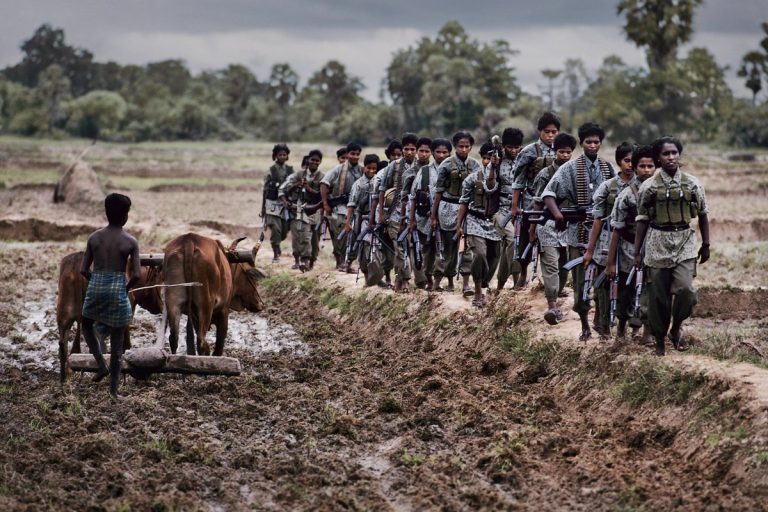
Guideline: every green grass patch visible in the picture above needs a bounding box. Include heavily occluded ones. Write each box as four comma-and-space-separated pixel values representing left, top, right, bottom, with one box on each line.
0, 167, 60, 187
612, 359, 707, 408
500, 327, 557, 367
401, 449, 427, 466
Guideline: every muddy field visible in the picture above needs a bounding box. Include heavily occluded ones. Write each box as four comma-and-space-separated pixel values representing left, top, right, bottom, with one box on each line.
1, 137, 768, 511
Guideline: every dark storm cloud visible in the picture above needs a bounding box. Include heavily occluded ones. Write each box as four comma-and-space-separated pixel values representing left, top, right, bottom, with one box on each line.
2, 0, 765, 99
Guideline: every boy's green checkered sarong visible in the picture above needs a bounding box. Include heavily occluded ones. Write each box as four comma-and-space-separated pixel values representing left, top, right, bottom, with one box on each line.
82, 271, 132, 335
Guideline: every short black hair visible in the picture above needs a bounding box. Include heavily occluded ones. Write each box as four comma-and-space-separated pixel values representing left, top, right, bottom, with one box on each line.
346, 142, 362, 153
385, 139, 403, 158
308, 149, 323, 160
577, 122, 605, 143
416, 137, 432, 149
452, 131, 475, 146
336, 147, 348, 158
401, 132, 419, 147
301, 155, 309, 168
431, 138, 452, 152
502, 127, 524, 146
537, 112, 561, 131
479, 141, 494, 156
632, 144, 654, 169
272, 143, 290, 160
615, 142, 635, 166
553, 133, 577, 151
363, 154, 380, 166
105, 193, 131, 226
377, 160, 389, 171
651, 136, 683, 166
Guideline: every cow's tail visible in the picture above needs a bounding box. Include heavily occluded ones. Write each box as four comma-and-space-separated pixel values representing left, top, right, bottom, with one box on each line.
183, 237, 196, 352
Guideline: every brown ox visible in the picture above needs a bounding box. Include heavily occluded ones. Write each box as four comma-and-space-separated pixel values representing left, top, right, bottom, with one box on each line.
163, 234, 264, 356
56, 251, 163, 383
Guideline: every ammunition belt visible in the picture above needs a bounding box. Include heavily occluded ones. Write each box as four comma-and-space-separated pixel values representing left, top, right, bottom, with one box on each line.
441, 196, 460, 204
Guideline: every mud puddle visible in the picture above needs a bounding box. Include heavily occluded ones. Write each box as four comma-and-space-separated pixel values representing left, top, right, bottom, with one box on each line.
0, 281, 308, 373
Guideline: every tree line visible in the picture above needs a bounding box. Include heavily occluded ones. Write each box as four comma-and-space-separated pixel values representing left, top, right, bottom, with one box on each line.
1, 1, 767, 147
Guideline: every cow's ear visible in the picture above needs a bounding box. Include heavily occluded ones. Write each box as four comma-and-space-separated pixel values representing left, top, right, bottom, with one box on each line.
229, 236, 247, 251
247, 268, 265, 280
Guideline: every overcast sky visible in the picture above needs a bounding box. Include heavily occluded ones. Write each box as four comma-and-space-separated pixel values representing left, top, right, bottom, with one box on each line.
2, 0, 765, 101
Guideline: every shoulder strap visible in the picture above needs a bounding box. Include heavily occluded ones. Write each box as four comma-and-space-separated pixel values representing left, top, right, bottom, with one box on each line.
534, 142, 542, 159
629, 181, 640, 200
421, 165, 430, 189
333, 162, 349, 197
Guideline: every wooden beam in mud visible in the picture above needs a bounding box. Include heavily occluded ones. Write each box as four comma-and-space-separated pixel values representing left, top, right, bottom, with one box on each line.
68, 354, 242, 376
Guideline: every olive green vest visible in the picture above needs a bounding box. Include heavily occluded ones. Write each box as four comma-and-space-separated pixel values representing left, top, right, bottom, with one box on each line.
651, 172, 700, 225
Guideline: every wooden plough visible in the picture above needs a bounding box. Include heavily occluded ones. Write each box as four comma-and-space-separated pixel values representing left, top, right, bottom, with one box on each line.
67, 247, 255, 378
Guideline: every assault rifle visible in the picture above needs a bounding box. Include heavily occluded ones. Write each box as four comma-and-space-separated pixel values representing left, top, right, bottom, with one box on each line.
609, 258, 619, 327
259, 215, 267, 243
413, 229, 423, 271
303, 195, 348, 216
397, 224, 411, 270
522, 206, 593, 225
530, 243, 539, 282
582, 262, 597, 302
434, 229, 445, 263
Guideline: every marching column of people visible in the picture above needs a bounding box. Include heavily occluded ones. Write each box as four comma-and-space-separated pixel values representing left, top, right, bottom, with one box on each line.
261, 115, 710, 356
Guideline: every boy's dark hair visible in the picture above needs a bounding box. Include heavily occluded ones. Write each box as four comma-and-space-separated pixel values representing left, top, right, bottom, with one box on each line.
272, 143, 290, 160
553, 133, 577, 151
336, 147, 348, 158
632, 144, 655, 169
431, 138, 452, 152
301, 155, 309, 168
377, 160, 389, 171
401, 132, 419, 147
105, 193, 131, 226
346, 142, 363, 153
363, 154, 380, 166
651, 136, 683, 166
615, 142, 635, 165
452, 131, 475, 146
308, 149, 323, 160
385, 139, 403, 158
502, 127, 524, 146
537, 112, 561, 131
479, 141, 494, 156
577, 122, 606, 143
416, 136, 432, 149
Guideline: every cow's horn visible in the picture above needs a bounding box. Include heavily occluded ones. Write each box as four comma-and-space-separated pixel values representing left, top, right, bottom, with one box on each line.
229, 236, 247, 251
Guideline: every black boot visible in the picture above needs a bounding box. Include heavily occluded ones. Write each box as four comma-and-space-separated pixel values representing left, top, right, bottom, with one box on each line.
654, 337, 665, 356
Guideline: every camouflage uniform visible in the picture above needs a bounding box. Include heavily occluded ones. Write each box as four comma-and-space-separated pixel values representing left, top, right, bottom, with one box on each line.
459, 168, 502, 288
591, 175, 636, 329
262, 163, 294, 255
347, 174, 379, 284
279, 168, 324, 262
532, 162, 569, 303
541, 154, 615, 315
494, 155, 518, 288
410, 161, 438, 287
320, 162, 363, 262
636, 170, 708, 344
378, 158, 417, 283
510, 140, 555, 277
610, 179, 646, 326
435, 155, 482, 278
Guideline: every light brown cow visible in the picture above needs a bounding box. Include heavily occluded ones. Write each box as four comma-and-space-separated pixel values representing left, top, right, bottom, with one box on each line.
56, 251, 163, 383
163, 234, 264, 356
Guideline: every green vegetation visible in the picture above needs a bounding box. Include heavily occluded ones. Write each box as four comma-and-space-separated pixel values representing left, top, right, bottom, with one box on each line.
612, 358, 707, 408
401, 449, 427, 467
690, 323, 768, 369
2, 12, 767, 145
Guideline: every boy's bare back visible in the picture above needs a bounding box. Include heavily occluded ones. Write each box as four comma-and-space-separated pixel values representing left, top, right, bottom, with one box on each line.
81, 226, 140, 286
